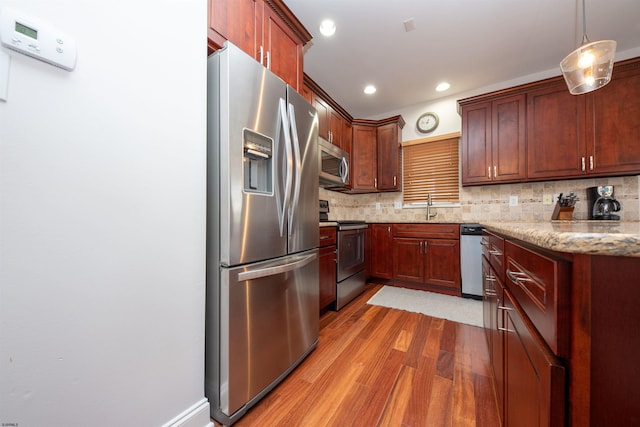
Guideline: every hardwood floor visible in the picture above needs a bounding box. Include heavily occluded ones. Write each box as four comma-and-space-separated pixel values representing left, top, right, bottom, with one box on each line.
213, 283, 500, 427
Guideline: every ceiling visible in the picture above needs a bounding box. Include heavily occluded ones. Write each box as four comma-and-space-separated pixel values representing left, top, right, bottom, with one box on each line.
283, 0, 640, 118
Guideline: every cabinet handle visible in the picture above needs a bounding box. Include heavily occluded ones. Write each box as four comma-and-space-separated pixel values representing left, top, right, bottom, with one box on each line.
590, 155, 594, 170
374, 178, 378, 188
488, 249, 502, 257
266, 51, 271, 69
488, 166, 491, 179
259, 45, 264, 64
387, 226, 391, 237
498, 325, 515, 333
485, 274, 497, 282
506, 269, 531, 286
484, 289, 497, 296
581, 156, 586, 171
320, 235, 330, 240
493, 165, 497, 178
497, 305, 515, 333
419, 241, 423, 254
393, 175, 397, 186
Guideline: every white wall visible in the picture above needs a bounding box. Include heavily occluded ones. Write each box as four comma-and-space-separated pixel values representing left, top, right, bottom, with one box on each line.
0, 1, 210, 426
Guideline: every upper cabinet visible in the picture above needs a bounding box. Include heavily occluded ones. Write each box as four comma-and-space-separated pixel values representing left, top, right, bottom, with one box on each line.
208, 0, 311, 91
459, 57, 640, 185
460, 94, 526, 185
351, 116, 405, 193
377, 119, 404, 191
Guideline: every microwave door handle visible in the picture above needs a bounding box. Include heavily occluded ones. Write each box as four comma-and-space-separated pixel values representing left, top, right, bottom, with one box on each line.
340, 157, 349, 183
278, 98, 293, 237
287, 103, 302, 231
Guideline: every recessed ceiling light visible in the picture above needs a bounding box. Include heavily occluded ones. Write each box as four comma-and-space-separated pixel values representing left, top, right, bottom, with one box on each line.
319, 19, 336, 37
364, 85, 377, 95
436, 82, 451, 92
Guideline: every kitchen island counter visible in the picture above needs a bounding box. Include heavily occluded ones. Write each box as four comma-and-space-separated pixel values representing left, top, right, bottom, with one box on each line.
481, 221, 640, 257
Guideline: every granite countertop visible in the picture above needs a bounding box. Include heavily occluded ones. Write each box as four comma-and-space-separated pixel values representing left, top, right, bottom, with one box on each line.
481, 221, 640, 257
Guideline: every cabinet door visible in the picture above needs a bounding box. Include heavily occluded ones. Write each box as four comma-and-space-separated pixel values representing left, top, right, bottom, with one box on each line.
329, 109, 344, 148
377, 122, 401, 191
351, 125, 378, 191
370, 224, 393, 279
461, 101, 492, 184
313, 95, 330, 141
589, 66, 640, 175
527, 82, 587, 179
487, 259, 505, 425
492, 94, 526, 182
319, 245, 337, 310
423, 239, 460, 292
263, 5, 302, 90
209, 0, 262, 56
392, 238, 423, 283
503, 290, 565, 427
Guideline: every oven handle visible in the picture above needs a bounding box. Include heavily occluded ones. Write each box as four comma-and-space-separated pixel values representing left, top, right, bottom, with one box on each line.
338, 224, 368, 231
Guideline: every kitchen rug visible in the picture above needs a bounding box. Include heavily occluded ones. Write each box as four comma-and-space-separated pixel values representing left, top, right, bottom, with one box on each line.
367, 285, 483, 327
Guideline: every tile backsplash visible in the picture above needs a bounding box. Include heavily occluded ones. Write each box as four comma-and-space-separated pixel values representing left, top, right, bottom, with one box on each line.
320, 175, 640, 222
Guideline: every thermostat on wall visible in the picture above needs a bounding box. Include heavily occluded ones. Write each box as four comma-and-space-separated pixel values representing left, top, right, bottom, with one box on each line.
0, 7, 77, 71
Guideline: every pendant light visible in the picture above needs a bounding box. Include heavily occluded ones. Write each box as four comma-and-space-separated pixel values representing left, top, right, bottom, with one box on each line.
560, 0, 616, 95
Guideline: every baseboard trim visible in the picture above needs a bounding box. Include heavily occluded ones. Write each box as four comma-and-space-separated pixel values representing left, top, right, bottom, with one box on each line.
163, 398, 212, 427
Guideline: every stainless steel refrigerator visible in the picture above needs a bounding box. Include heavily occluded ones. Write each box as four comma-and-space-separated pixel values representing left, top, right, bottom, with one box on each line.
205, 42, 320, 426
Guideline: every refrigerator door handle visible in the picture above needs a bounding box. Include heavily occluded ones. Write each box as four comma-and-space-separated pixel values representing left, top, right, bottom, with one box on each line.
237, 253, 317, 281
278, 98, 293, 237
287, 102, 302, 232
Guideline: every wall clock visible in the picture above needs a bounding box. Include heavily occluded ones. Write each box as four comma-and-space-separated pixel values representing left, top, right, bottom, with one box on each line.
416, 112, 439, 133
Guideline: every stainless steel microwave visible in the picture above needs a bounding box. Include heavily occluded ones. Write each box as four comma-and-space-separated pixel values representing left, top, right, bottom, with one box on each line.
318, 137, 349, 188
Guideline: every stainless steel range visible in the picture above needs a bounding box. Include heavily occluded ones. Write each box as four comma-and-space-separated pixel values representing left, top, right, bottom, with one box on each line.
335, 221, 367, 310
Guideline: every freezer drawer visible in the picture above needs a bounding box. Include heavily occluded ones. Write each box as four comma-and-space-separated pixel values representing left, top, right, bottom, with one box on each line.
206, 249, 319, 422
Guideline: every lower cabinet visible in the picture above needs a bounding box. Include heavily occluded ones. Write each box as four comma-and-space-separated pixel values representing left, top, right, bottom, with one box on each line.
391, 223, 461, 295
482, 255, 504, 425
369, 224, 393, 279
503, 289, 565, 427
484, 230, 567, 427
319, 227, 337, 311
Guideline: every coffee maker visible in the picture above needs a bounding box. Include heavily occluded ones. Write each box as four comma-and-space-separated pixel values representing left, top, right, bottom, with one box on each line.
586, 186, 621, 220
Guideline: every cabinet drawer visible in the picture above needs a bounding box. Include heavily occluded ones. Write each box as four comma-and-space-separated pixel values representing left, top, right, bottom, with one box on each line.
319, 226, 337, 247
393, 223, 459, 239
482, 230, 504, 278
504, 240, 570, 357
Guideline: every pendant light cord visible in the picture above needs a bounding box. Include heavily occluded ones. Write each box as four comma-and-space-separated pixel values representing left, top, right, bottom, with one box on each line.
581, 0, 590, 44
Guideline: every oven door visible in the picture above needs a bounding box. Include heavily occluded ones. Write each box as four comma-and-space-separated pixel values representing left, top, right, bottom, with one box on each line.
337, 227, 365, 282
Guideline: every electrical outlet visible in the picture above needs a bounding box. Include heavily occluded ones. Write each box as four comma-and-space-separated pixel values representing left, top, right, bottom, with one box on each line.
376, 202, 381, 210
543, 194, 554, 205
509, 195, 518, 206
394, 201, 402, 209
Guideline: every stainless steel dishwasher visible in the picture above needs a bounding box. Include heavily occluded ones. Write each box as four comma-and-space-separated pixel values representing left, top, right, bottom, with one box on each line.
460, 223, 483, 299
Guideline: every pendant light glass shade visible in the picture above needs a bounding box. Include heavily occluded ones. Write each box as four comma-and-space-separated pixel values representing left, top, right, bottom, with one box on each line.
560, 39, 616, 94
560, 0, 616, 95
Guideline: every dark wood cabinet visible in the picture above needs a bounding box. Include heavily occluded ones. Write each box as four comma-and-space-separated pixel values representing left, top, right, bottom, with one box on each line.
351, 124, 378, 192
460, 94, 526, 185
503, 289, 565, 427
319, 227, 337, 311
526, 81, 586, 179
351, 116, 404, 193
460, 57, 640, 185
482, 255, 504, 426
377, 121, 402, 191
528, 60, 640, 180
312, 94, 345, 148
391, 224, 461, 295
369, 224, 393, 279
208, 0, 311, 91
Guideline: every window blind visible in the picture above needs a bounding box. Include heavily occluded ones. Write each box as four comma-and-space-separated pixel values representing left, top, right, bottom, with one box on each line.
402, 134, 460, 204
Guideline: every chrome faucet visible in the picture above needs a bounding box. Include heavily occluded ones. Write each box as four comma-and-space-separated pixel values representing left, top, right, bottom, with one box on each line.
426, 194, 437, 220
